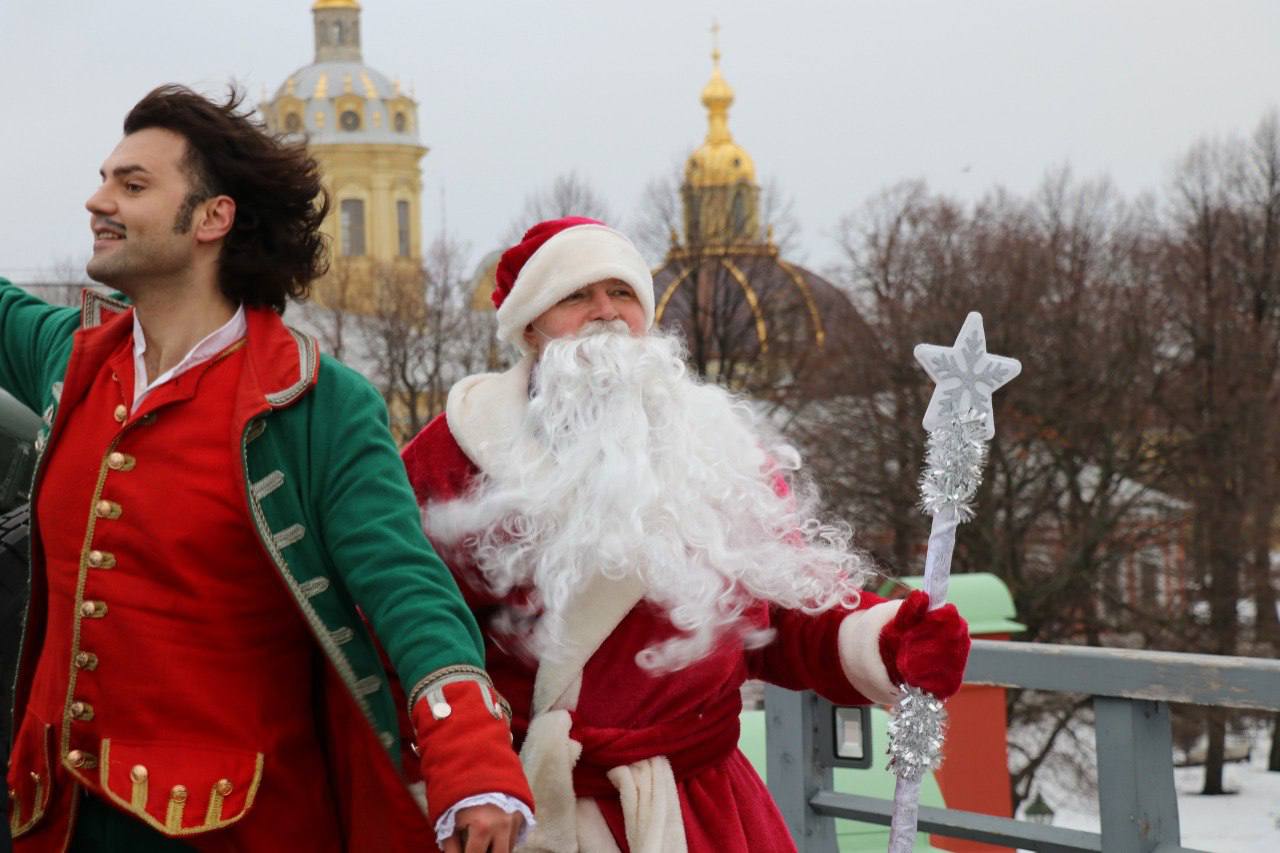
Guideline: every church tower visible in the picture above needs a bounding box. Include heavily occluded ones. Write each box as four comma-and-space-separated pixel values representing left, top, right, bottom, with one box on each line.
681, 35, 761, 248
653, 34, 862, 395
264, 0, 427, 311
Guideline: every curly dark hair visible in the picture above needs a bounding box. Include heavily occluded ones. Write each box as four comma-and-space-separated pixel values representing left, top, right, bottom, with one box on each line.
124, 84, 330, 313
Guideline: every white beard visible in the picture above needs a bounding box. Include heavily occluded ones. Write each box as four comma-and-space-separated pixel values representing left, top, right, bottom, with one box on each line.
427, 323, 868, 671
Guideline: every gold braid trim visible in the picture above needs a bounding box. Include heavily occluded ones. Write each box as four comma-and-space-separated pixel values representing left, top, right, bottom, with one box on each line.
407, 664, 497, 713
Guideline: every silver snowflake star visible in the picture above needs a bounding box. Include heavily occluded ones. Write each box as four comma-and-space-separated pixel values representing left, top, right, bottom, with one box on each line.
913, 312, 1021, 440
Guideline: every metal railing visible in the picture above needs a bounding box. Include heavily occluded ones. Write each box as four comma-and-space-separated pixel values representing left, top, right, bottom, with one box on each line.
764, 639, 1280, 853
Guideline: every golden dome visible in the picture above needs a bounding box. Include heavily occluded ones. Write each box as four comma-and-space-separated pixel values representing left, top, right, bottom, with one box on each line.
700, 56, 733, 113
313, 0, 360, 9
685, 48, 755, 189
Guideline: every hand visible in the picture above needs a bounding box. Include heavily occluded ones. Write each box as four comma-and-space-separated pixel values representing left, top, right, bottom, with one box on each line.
441, 804, 525, 853
878, 590, 970, 700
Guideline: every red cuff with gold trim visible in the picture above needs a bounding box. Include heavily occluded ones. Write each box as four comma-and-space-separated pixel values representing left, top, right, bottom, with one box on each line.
411, 680, 533, 829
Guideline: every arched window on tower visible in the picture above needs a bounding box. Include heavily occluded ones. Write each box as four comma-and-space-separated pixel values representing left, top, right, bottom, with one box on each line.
332, 21, 345, 45
396, 201, 411, 258
731, 186, 748, 239
683, 186, 701, 247
340, 199, 365, 257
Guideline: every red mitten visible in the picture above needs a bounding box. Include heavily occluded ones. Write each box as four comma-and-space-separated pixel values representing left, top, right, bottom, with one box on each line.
412, 678, 533, 830
877, 590, 971, 700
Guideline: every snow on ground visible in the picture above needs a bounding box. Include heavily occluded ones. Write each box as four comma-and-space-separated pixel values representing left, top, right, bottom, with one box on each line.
1030, 726, 1280, 852
1172, 758, 1280, 852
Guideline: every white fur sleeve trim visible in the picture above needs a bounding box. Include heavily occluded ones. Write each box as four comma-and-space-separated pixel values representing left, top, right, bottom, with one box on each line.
434, 793, 535, 848
838, 600, 905, 706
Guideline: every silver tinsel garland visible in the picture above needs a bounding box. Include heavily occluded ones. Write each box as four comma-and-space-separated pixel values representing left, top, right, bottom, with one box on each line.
886, 685, 948, 781
888, 409, 986, 783
917, 409, 988, 521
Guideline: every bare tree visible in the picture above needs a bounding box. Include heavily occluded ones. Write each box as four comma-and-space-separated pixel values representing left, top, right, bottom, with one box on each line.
1158, 113, 1280, 792
633, 162, 802, 265
632, 160, 687, 263
299, 258, 364, 362
505, 171, 616, 244
292, 236, 495, 445
803, 171, 1185, 810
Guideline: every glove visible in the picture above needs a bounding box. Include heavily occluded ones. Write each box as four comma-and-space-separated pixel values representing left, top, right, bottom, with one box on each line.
877, 590, 971, 700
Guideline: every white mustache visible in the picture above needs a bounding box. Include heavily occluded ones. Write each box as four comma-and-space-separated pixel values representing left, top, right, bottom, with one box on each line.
532, 319, 631, 343
574, 319, 631, 337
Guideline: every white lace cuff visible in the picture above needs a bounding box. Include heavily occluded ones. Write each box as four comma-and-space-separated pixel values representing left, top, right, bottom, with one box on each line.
434, 793, 536, 848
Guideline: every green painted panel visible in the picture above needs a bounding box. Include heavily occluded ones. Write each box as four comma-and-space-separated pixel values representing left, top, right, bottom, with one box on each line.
740, 708, 944, 851
878, 573, 1025, 636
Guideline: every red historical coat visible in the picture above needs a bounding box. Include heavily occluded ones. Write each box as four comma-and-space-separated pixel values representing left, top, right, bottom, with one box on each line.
2, 287, 528, 852
401, 358, 901, 853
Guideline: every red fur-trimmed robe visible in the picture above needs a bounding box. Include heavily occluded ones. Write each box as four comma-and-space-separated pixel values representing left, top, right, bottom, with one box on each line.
402, 357, 903, 852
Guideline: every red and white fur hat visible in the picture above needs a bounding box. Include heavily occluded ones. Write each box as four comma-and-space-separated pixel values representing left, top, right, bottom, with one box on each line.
492, 216, 655, 352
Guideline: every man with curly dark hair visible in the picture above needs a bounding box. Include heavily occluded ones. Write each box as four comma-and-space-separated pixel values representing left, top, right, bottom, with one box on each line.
2, 86, 532, 851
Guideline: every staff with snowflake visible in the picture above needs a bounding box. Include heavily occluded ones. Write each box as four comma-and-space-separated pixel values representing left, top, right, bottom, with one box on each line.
887, 312, 1022, 852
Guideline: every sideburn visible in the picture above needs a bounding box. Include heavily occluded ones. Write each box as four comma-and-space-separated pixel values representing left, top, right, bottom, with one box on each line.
172, 190, 207, 234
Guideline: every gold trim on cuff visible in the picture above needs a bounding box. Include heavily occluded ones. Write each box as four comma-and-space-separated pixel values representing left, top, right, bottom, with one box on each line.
407, 664, 492, 713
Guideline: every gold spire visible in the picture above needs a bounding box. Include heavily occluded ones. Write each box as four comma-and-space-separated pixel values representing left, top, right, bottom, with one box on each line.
685, 24, 755, 189
701, 22, 734, 145
312, 0, 360, 9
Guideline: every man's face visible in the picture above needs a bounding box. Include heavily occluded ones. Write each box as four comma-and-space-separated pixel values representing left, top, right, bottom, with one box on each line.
84, 127, 203, 288
524, 278, 647, 352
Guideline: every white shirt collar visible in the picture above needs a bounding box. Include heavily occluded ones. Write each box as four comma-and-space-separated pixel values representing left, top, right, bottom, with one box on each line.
132, 304, 247, 407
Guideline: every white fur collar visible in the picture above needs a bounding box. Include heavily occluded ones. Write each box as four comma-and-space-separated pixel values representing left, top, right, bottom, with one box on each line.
444, 355, 534, 474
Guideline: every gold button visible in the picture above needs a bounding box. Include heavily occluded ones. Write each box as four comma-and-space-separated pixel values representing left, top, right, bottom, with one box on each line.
74, 651, 99, 670
29, 772, 38, 784
106, 451, 135, 471
94, 500, 121, 519
80, 600, 107, 618
170, 784, 188, 803
113, 404, 127, 423
130, 765, 148, 783
66, 749, 96, 769
87, 550, 115, 569
69, 701, 94, 721
214, 779, 233, 796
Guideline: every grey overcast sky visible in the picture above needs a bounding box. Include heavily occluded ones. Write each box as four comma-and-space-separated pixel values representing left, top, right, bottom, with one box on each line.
1, 0, 1278, 282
